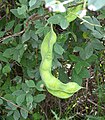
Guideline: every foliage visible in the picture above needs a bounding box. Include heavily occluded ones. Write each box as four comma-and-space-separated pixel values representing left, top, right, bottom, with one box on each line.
0, 0, 105, 119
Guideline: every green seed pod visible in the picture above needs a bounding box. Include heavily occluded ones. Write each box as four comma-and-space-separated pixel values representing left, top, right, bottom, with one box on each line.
40, 26, 82, 99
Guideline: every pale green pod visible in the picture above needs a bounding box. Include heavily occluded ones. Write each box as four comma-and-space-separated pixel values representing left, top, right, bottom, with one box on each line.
40, 26, 82, 99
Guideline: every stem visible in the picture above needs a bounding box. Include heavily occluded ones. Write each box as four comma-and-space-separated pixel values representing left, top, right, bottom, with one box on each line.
0, 96, 28, 112
83, 0, 87, 10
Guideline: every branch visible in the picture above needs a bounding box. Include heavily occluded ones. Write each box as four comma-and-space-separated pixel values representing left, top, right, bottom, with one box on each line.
87, 98, 105, 110
0, 96, 28, 112
68, 1, 84, 8
0, 29, 25, 42
0, 14, 46, 42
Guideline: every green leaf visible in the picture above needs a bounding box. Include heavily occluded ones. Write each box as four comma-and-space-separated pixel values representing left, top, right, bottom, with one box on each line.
22, 31, 31, 43
0, 52, 8, 62
66, 5, 82, 22
16, 94, 26, 106
13, 110, 20, 120
74, 61, 83, 74
60, 18, 69, 29
7, 111, 13, 116
33, 113, 41, 120
80, 49, 86, 60
29, 0, 37, 7
20, 109, 28, 119
0, 99, 3, 105
5, 20, 15, 31
86, 54, 98, 63
22, 83, 29, 92
4, 94, 15, 102
54, 43, 64, 55
11, 9, 26, 18
14, 24, 22, 33
25, 80, 35, 88
88, 0, 105, 11
85, 42, 93, 59
13, 76, 22, 83
27, 69, 35, 79
69, 54, 80, 62
17, 5, 27, 15
35, 27, 44, 34
26, 94, 33, 103
36, 81, 45, 91
83, 16, 94, 31
13, 50, 21, 63
91, 39, 105, 50
79, 68, 90, 78
30, 30, 38, 41
19, 0, 28, 5
34, 94, 46, 103
72, 69, 82, 85
48, 14, 62, 24
0, 31, 5, 37
7, 102, 17, 110
92, 30, 103, 39
3, 48, 14, 58
12, 90, 25, 96
2, 64, 11, 74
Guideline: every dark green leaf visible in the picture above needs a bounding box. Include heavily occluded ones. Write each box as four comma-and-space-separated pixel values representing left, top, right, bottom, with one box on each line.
0, 52, 8, 62
11, 9, 26, 18
2, 64, 11, 74
69, 54, 80, 62
0, 31, 5, 37
13, 110, 20, 120
0, 99, 3, 105
74, 61, 83, 74
20, 109, 28, 119
16, 94, 26, 105
79, 68, 90, 78
91, 39, 105, 50
88, 0, 105, 11
33, 113, 41, 120
34, 94, 45, 103
72, 69, 82, 85
85, 42, 93, 59
19, 0, 28, 4
25, 80, 35, 88
17, 5, 27, 15
22, 31, 31, 43
3, 48, 14, 58
36, 81, 45, 91
26, 94, 33, 103
22, 83, 29, 92
29, 0, 37, 7
60, 18, 69, 30
48, 14, 62, 24
7, 102, 17, 110
92, 30, 103, 39
14, 24, 22, 33
5, 20, 15, 31
54, 43, 64, 55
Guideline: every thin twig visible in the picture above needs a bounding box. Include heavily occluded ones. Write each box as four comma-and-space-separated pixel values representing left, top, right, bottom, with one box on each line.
83, 0, 87, 10
87, 98, 105, 110
0, 29, 25, 42
38, 104, 48, 120
58, 99, 62, 119
0, 96, 28, 112
68, 1, 84, 8
0, 14, 46, 42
